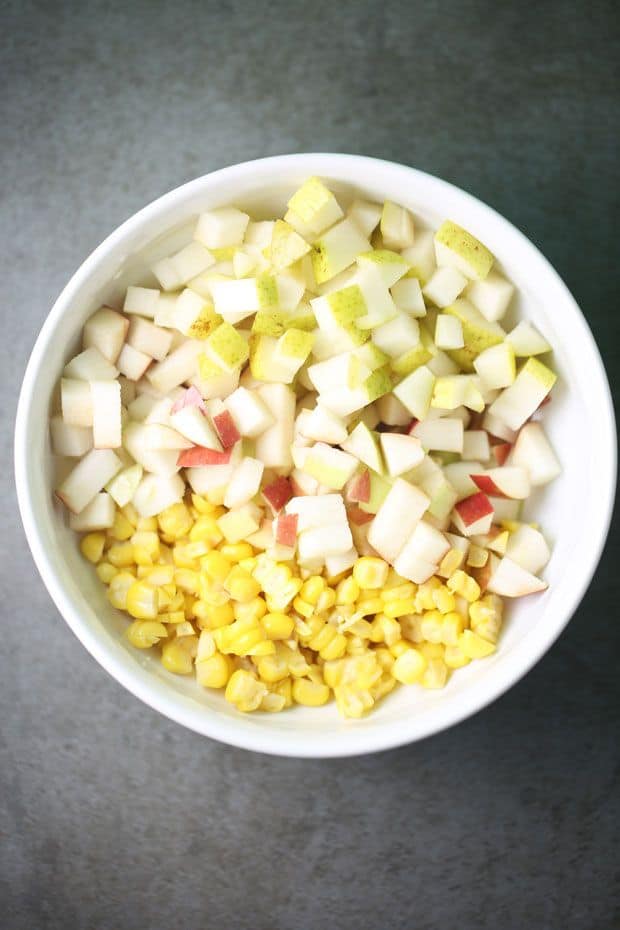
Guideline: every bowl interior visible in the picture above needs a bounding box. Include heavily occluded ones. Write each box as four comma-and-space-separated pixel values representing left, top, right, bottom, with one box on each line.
17, 155, 616, 756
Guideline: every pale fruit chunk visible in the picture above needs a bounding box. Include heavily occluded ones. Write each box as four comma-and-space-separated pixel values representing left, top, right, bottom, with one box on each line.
431, 375, 484, 413
464, 270, 514, 322
319, 366, 392, 418
147, 341, 201, 394
342, 422, 384, 473
473, 342, 516, 389
380, 201, 415, 250
105, 463, 143, 507
224, 457, 264, 508
127, 316, 173, 361
423, 267, 468, 308
356, 250, 409, 288
304, 443, 359, 490
470, 466, 530, 499
122, 423, 181, 477
368, 478, 429, 562
312, 219, 371, 284
132, 473, 185, 518
487, 556, 547, 597
462, 430, 490, 461
412, 418, 464, 453
218, 504, 261, 544
434, 220, 494, 281
401, 230, 436, 285
82, 308, 129, 363
354, 266, 399, 329
202, 322, 249, 373
254, 383, 295, 469
269, 220, 311, 270
194, 207, 249, 249
298, 405, 348, 445
169, 406, 222, 450
123, 286, 160, 318
50, 417, 92, 457
375, 393, 411, 426
185, 464, 235, 496
443, 299, 505, 370
249, 334, 294, 383
391, 277, 426, 317
442, 461, 484, 499
68, 492, 116, 532
394, 520, 451, 583
482, 410, 517, 443
60, 379, 93, 427
245, 220, 275, 248
233, 249, 258, 279
117, 344, 152, 382
347, 199, 382, 237
56, 448, 123, 514
285, 493, 347, 531
435, 314, 464, 349
506, 321, 552, 356
372, 315, 420, 358
91, 380, 122, 448
286, 176, 344, 237
272, 328, 315, 382
510, 422, 561, 486
380, 433, 424, 476
325, 547, 359, 578
224, 386, 274, 437
489, 358, 557, 431
211, 275, 278, 324
393, 365, 435, 420
298, 521, 354, 563
169, 289, 220, 337
64, 347, 118, 382
505, 525, 551, 575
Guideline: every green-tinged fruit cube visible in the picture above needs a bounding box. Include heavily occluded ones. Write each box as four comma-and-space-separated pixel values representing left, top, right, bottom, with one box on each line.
435, 221, 494, 281
256, 273, 279, 308
269, 220, 311, 270
444, 299, 505, 371
187, 305, 223, 340
364, 366, 393, 403
206, 322, 249, 372
287, 177, 343, 233
276, 327, 314, 361
252, 309, 288, 337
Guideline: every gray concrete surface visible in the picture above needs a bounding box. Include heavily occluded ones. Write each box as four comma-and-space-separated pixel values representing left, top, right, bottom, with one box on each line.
2, 1, 619, 928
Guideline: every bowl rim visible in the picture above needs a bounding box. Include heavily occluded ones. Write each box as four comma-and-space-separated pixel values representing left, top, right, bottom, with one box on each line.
14, 153, 617, 757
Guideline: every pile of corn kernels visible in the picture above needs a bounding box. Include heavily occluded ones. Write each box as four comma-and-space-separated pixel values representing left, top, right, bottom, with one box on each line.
79, 490, 503, 718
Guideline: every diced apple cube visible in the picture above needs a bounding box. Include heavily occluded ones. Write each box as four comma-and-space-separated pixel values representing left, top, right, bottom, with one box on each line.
224, 386, 274, 438
367, 478, 429, 562
224, 457, 264, 508
61, 379, 93, 427
195, 207, 250, 249
304, 443, 359, 490
124, 286, 160, 318
132, 473, 185, 518
56, 448, 123, 514
105, 463, 143, 507
91, 380, 122, 448
64, 347, 118, 382
380, 433, 424, 476
50, 416, 92, 457
68, 492, 116, 531
117, 343, 152, 381
82, 308, 129, 363
510, 422, 561, 486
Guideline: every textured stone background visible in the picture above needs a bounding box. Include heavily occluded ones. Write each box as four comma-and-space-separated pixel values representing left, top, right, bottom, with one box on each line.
2, 1, 619, 928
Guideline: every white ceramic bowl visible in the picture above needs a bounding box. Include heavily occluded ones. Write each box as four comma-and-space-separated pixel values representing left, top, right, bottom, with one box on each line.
15, 154, 616, 757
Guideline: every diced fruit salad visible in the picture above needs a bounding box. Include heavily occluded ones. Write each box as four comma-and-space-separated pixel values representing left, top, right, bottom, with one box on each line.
51, 177, 561, 718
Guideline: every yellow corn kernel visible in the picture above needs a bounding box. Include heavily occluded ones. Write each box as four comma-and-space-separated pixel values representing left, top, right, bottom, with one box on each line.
346, 618, 373, 639
355, 597, 384, 617
389, 640, 411, 658
381, 582, 416, 603
171, 544, 198, 570
335, 576, 360, 605
224, 566, 261, 602
130, 530, 160, 565
293, 596, 314, 618
392, 647, 427, 684
233, 596, 267, 624
125, 581, 158, 620
441, 611, 465, 646
107, 572, 137, 610
173, 568, 200, 594
155, 503, 191, 540
374, 646, 395, 672
420, 610, 445, 644
309, 624, 347, 661
346, 635, 367, 655
467, 544, 489, 568
135, 516, 156, 532
201, 550, 233, 583
96, 561, 117, 584
271, 677, 293, 708
300, 575, 326, 605
415, 576, 442, 611
383, 598, 417, 619
126, 620, 167, 649
335, 686, 374, 718
369, 614, 400, 646
418, 642, 445, 660
260, 691, 286, 712
399, 614, 424, 643
247, 639, 276, 657
186, 515, 219, 547
279, 642, 310, 678
136, 565, 151, 579
316, 588, 336, 612
220, 542, 254, 562
238, 556, 258, 575
458, 629, 496, 659
225, 669, 267, 712
256, 652, 289, 683
80, 532, 105, 564
196, 651, 233, 689
175, 620, 196, 638
371, 672, 397, 701
262, 612, 295, 640
168, 590, 186, 612
292, 677, 330, 707
353, 556, 389, 589
447, 570, 481, 603
111, 511, 135, 542
121, 502, 139, 527
184, 594, 197, 618
107, 542, 135, 568
191, 494, 216, 514
161, 639, 194, 675
421, 657, 449, 689
195, 601, 235, 629
444, 644, 471, 669
437, 547, 465, 578
199, 582, 230, 608
156, 585, 173, 610
159, 611, 186, 625
431, 585, 456, 615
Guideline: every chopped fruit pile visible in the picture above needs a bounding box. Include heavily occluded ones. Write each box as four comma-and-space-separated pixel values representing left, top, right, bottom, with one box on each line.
51, 177, 561, 718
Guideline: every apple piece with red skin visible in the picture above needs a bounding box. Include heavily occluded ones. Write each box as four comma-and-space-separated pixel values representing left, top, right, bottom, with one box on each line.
487, 556, 547, 597
491, 442, 513, 466
347, 504, 375, 525
452, 491, 494, 536
262, 475, 294, 513
274, 513, 298, 548
177, 446, 232, 467
213, 410, 241, 449
470, 466, 530, 500
170, 385, 207, 414
345, 470, 371, 504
